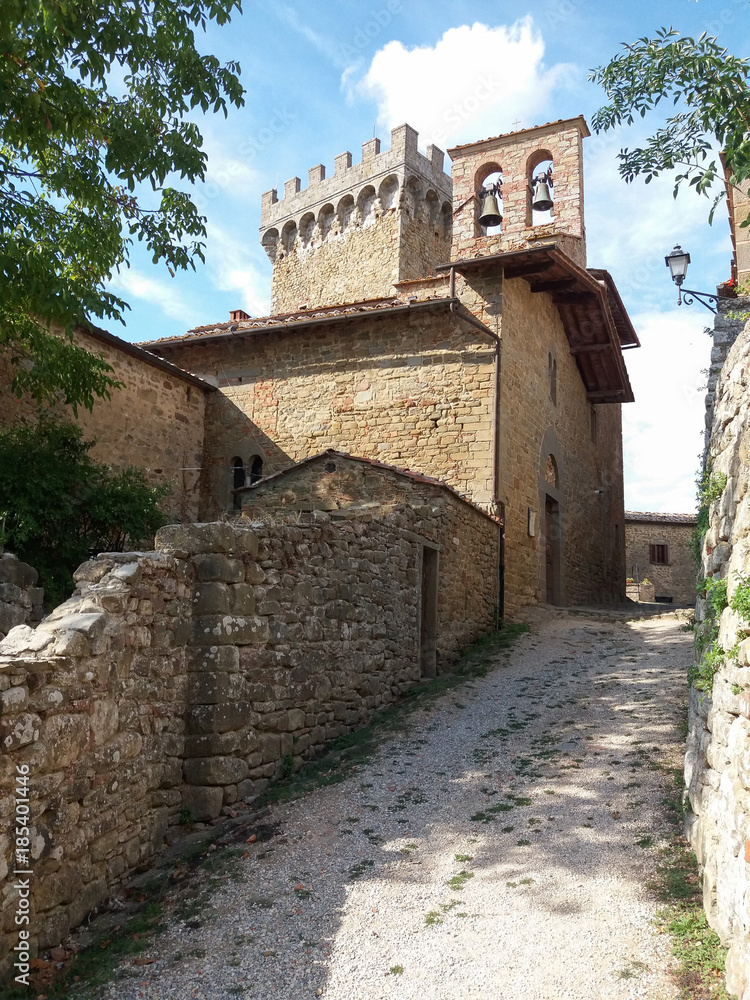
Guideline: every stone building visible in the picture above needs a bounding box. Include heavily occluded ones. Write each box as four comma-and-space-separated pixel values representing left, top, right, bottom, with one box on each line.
624, 511, 697, 606
144, 116, 638, 614
0, 325, 213, 523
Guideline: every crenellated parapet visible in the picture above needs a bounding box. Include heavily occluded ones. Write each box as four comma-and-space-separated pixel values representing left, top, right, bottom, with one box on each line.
260, 124, 453, 313
260, 124, 451, 235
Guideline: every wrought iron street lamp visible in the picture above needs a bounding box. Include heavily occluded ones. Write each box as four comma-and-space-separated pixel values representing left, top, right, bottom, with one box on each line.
664, 245, 719, 313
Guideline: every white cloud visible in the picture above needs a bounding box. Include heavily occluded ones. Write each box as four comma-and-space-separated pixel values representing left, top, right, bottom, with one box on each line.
346, 19, 575, 150
110, 268, 198, 326
205, 222, 272, 317
622, 308, 712, 514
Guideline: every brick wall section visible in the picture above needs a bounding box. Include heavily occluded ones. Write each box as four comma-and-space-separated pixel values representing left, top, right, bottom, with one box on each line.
156, 308, 497, 519
0, 509, 497, 977
684, 320, 750, 999
449, 118, 589, 267
0, 328, 210, 523
492, 276, 625, 610
0, 554, 43, 640
624, 520, 697, 605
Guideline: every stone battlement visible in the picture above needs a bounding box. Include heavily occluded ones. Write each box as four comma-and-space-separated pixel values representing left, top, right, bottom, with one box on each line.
260, 124, 451, 232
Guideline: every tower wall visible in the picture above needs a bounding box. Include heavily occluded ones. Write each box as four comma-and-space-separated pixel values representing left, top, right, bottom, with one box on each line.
448, 117, 590, 267
260, 125, 452, 313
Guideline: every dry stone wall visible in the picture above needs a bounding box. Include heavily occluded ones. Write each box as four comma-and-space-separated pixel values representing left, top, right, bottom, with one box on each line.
0, 554, 43, 641
684, 319, 750, 999
0, 509, 495, 978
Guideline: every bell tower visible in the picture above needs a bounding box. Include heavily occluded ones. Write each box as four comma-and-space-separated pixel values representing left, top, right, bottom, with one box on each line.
447, 117, 590, 268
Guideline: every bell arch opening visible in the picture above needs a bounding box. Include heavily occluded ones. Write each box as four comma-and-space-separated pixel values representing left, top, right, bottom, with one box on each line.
528, 150, 554, 226
475, 164, 503, 236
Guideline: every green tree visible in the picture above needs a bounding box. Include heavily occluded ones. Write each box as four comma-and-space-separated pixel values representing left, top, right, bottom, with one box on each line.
590, 26, 750, 225
0, 418, 170, 605
0, 0, 244, 413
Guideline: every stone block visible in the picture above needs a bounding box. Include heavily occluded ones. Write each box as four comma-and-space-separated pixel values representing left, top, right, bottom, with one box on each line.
90, 829, 119, 862
91, 699, 118, 746
183, 756, 249, 785
0, 623, 53, 655
156, 522, 235, 557
0, 712, 42, 751
193, 582, 231, 614
234, 527, 260, 557
187, 672, 231, 705
67, 877, 108, 929
51, 630, 91, 657
187, 645, 239, 673
230, 584, 256, 615
192, 615, 269, 645
259, 733, 281, 763
37, 908, 70, 950
287, 708, 306, 731
192, 554, 245, 583
184, 731, 243, 757
40, 714, 90, 767
181, 784, 223, 822
185, 702, 256, 735
0, 553, 38, 588
34, 864, 80, 912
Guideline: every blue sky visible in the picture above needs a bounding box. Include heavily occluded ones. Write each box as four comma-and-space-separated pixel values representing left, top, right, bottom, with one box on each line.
108, 0, 750, 513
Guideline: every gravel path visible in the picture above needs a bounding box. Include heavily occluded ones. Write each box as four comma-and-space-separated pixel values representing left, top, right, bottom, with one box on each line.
91, 607, 690, 1000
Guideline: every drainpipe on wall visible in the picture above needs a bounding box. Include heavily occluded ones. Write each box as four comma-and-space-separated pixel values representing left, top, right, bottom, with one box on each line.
448, 266, 504, 624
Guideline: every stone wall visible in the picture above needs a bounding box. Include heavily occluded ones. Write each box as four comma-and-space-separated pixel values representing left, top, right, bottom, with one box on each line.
0, 327, 211, 523
624, 518, 697, 606
684, 319, 750, 999
449, 118, 589, 267
155, 306, 498, 518
0, 554, 43, 640
0, 510, 497, 978
494, 276, 625, 610
260, 124, 452, 314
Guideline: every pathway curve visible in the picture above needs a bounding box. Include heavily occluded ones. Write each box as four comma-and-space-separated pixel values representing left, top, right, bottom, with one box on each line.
93, 607, 690, 1000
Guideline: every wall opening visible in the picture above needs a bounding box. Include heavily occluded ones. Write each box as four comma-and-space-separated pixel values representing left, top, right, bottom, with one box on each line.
548, 352, 557, 405
544, 495, 561, 605
476, 167, 503, 236
249, 456, 264, 485
528, 151, 554, 227
420, 545, 439, 678
231, 457, 245, 510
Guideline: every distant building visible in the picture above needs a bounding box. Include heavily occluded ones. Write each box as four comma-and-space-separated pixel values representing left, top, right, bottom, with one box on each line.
625, 511, 697, 606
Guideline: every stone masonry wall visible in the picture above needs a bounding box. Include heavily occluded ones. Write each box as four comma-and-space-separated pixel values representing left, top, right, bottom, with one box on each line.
494, 276, 625, 611
0, 328, 210, 523
624, 521, 697, 606
449, 118, 588, 267
158, 308, 497, 519
684, 320, 750, 999
0, 510, 495, 978
0, 554, 43, 641
261, 124, 452, 314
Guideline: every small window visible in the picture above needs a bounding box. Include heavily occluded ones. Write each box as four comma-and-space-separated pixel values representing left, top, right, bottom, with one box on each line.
650, 544, 668, 565
548, 352, 557, 406
590, 406, 597, 443
231, 457, 245, 511
249, 455, 264, 484
655, 595, 674, 604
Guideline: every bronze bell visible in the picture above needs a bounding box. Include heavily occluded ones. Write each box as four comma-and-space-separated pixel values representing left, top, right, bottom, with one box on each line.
478, 188, 502, 227
531, 171, 554, 212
